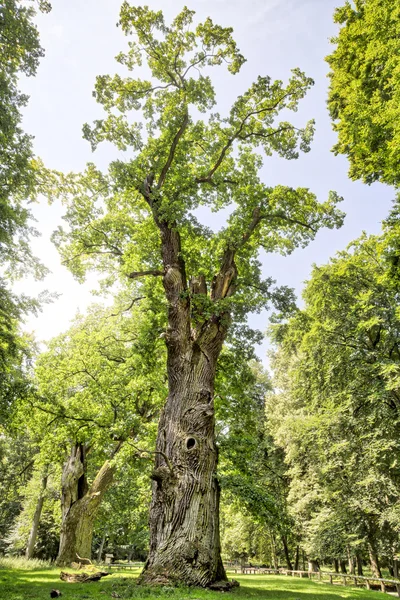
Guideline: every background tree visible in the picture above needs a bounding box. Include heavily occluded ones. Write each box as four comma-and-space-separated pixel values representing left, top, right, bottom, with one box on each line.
0, 0, 51, 422
50, 4, 344, 586
267, 220, 400, 576
29, 290, 166, 565
326, 0, 400, 186
0, 430, 37, 552
5, 462, 61, 561
217, 357, 299, 571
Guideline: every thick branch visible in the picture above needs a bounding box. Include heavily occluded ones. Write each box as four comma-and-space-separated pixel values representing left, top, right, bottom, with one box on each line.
128, 442, 174, 473
157, 110, 189, 188
127, 270, 163, 279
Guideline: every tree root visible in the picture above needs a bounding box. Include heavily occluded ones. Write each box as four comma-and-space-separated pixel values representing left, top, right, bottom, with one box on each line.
209, 579, 240, 591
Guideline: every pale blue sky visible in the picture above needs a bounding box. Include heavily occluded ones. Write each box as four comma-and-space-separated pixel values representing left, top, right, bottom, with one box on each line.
16, 0, 394, 360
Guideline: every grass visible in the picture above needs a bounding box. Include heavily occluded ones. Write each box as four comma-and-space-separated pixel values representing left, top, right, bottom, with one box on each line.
0, 564, 391, 600
0, 556, 51, 570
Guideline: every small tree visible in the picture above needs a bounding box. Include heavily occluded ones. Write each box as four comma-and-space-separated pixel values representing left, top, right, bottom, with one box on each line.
32, 293, 165, 565
52, 5, 344, 586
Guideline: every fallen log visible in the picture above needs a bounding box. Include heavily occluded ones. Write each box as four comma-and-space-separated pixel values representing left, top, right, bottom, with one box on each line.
60, 571, 109, 583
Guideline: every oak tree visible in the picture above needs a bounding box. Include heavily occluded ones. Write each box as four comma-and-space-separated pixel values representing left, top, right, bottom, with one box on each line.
52, 5, 344, 586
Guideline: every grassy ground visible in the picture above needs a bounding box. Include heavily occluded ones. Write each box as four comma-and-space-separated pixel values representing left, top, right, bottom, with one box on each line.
0, 563, 391, 600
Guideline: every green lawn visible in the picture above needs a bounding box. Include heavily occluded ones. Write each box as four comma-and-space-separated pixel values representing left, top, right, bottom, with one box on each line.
0, 566, 391, 600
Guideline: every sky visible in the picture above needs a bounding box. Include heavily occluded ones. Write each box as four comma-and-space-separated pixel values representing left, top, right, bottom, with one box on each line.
15, 0, 395, 361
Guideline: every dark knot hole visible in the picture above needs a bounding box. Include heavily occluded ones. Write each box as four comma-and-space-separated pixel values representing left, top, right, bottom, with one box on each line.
186, 437, 196, 450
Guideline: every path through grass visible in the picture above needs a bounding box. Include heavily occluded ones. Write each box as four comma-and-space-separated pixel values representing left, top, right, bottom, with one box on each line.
0, 565, 390, 600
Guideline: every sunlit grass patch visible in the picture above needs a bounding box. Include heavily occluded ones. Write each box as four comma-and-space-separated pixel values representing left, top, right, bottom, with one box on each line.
0, 569, 391, 600
0, 556, 51, 570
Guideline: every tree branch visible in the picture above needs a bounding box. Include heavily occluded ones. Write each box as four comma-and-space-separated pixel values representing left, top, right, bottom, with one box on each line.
268, 212, 317, 233
127, 442, 174, 473
109, 296, 144, 316
157, 110, 189, 188
196, 92, 295, 182
127, 270, 163, 279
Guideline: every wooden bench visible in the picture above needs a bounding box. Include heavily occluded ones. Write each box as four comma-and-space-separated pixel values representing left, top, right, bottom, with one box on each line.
106, 562, 138, 571
258, 568, 400, 597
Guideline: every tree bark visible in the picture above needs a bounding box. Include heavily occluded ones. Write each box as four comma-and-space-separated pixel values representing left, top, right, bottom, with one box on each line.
139, 346, 226, 586
271, 533, 279, 569
308, 559, 319, 572
138, 206, 233, 586
25, 470, 48, 559
97, 532, 107, 562
394, 559, 399, 579
281, 535, 293, 571
367, 540, 382, 578
347, 545, 355, 574
340, 560, 347, 574
333, 558, 339, 573
356, 553, 363, 576
56, 445, 115, 566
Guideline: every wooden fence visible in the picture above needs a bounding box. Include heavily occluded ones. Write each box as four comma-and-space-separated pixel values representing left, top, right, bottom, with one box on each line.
230, 566, 400, 597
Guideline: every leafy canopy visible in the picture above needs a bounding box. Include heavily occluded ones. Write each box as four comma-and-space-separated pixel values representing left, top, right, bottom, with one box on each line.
0, 0, 51, 423
268, 223, 400, 559
51, 4, 344, 330
327, 0, 400, 186
29, 290, 166, 464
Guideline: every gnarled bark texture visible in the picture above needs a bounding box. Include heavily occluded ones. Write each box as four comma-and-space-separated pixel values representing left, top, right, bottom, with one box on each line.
56, 444, 115, 566
141, 350, 226, 586
138, 186, 237, 586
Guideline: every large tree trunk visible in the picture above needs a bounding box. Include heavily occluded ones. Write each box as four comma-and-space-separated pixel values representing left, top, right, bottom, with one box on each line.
139, 350, 225, 586
56, 445, 115, 566
139, 196, 237, 586
25, 470, 48, 559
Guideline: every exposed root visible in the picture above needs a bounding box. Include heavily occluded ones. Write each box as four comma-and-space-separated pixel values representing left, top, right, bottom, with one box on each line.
209, 579, 240, 591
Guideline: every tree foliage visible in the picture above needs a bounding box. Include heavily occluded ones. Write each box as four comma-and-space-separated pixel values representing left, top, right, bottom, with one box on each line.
267, 218, 400, 571
0, 0, 51, 422
45, 5, 346, 583
327, 0, 400, 186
